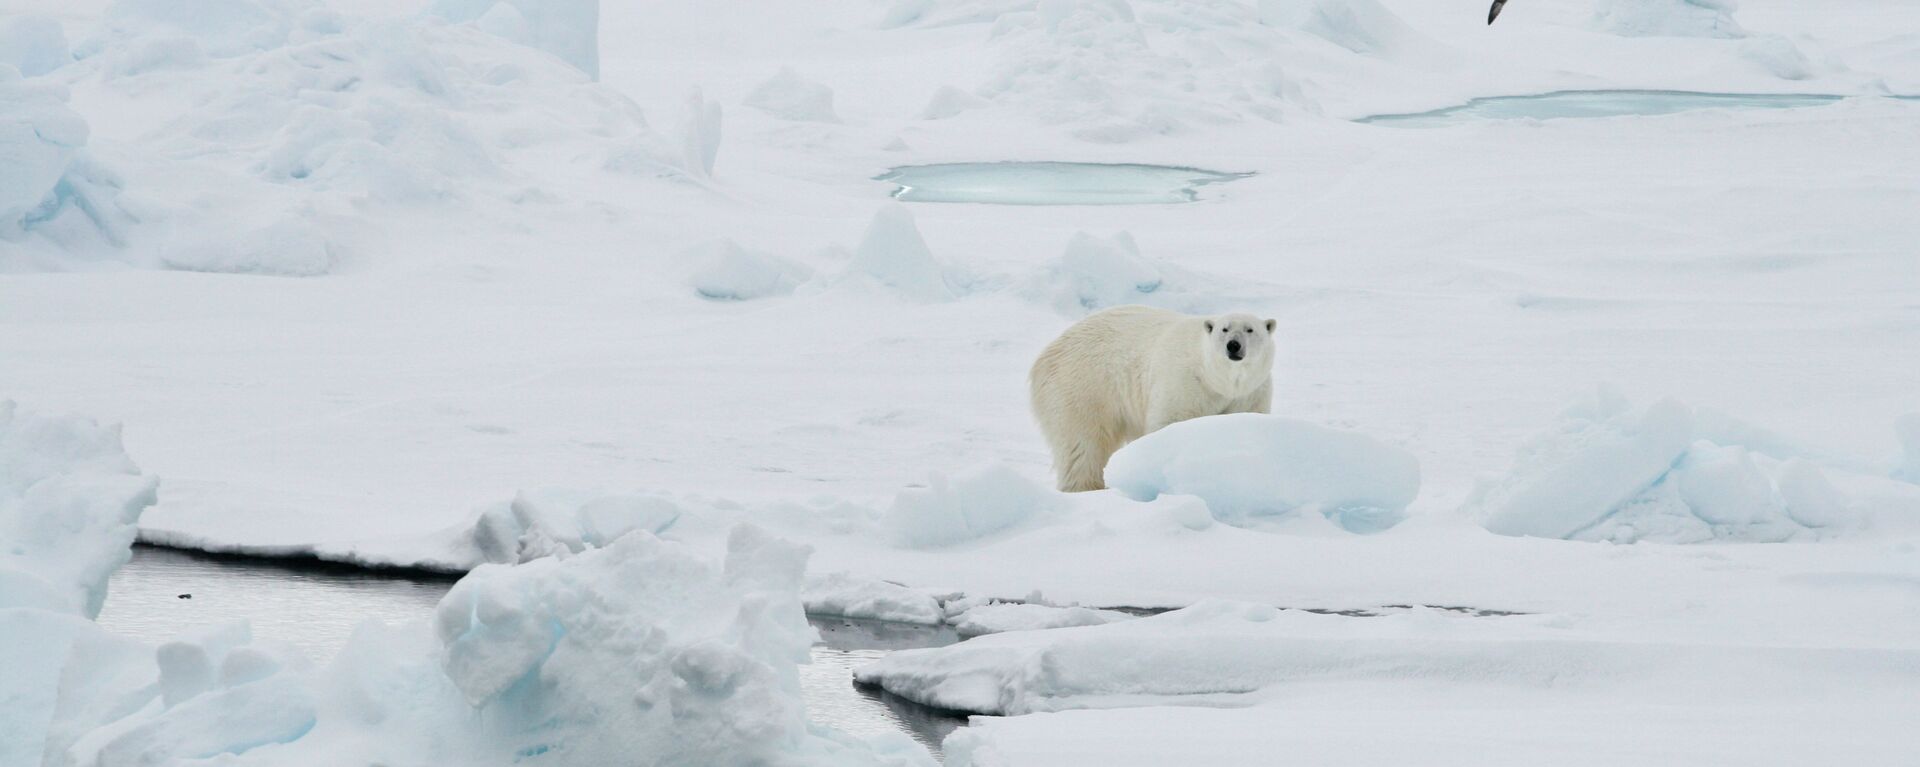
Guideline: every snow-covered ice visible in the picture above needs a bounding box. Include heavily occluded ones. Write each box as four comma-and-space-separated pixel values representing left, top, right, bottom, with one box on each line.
5, 0, 1920, 761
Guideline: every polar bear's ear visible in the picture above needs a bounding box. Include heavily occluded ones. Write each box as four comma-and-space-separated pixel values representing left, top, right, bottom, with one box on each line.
1265, 319, 1276, 333
1204, 320, 1214, 332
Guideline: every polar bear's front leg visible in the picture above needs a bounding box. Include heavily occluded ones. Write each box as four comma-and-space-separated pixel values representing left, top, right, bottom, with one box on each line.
1237, 381, 1273, 415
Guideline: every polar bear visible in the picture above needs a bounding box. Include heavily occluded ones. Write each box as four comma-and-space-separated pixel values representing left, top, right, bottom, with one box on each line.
1029, 305, 1276, 492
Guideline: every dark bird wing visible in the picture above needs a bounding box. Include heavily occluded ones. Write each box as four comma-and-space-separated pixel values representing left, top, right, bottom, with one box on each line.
1488, 0, 1508, 24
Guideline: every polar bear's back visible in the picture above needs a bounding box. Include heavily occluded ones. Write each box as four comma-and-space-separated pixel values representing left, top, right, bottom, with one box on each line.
1030, 305, 1187, 433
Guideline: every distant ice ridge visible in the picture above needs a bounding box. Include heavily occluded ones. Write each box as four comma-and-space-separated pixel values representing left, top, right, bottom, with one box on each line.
883, 0, 1461, 140
19, 0, 701, 275
1106, 413, 1421, 533
1469, 387, 1920, 543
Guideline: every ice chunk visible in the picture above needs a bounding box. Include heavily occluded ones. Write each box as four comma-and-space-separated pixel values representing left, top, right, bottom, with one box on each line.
681, 239, 814, 301
803, 572, 944, 624
744, 68, 840, 123
884, 464, 1060, 548
466, 489, 681, 565
842, 204, 962, 301
0, 401, 157, 618
1024, 231, 1165, 313
1105, 414, 1420, 532
0, 16, 69, 77
428, 0, 600, 79
1477, 391, 1870, 543
1473, 390, 1693, 539
1592, 0, 1747, 38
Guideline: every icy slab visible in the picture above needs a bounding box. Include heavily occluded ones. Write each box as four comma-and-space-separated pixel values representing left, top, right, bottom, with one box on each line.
858, 598, 1920, 718
876, 162, 1249, 205
1360, 90, 1845, 127
805, 572, 945, 625
1105, 414, 1421, 532
947, 602, 1130, 638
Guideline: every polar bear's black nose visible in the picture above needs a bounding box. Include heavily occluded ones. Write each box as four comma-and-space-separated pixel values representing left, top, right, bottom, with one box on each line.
1227, 340, 1244, 360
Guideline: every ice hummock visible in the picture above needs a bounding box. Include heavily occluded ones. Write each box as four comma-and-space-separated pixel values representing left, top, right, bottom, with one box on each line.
1105, 413, 1421, 532
1468, 388, 1899, 543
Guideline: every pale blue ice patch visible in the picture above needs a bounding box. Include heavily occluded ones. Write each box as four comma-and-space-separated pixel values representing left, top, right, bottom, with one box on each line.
877, 162, 1250, 205
1360, 89, 1846, 127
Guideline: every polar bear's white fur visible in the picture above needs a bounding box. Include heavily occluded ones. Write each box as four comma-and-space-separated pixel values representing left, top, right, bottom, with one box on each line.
1029, 305, 1276, 492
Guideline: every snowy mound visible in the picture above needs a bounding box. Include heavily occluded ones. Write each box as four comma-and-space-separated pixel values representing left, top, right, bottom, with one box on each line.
1592, 0, 1747, 39
0, 401, 156, 617
1469, 389, 1889, 543
681, 239, 815, 301
839, 204, 967, 301
1105, 414, 1421, 532
744, 67, 840, 123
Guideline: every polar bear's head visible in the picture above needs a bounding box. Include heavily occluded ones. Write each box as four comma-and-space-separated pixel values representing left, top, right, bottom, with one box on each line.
1201, 313, 1276, 374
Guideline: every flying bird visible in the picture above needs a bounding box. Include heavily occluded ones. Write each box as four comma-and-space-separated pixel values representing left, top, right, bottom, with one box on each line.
1488, 0, 1508, 24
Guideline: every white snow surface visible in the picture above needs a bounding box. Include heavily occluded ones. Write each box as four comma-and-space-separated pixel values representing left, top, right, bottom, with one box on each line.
3, 0, 1920, 761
